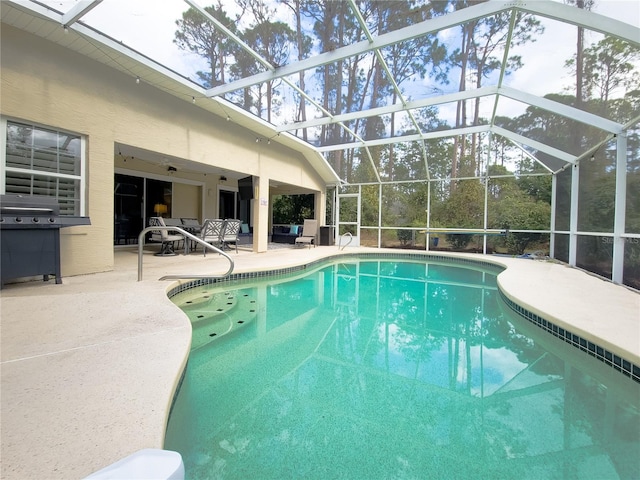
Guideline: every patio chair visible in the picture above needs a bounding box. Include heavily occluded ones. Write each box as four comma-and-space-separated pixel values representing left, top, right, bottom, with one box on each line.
164, 218, 187, 253
295, 219, 318, 248
221, 219, 242, 253
200, 218, 225, 256
181, 218, 202, 234
148, 216, 184, 256
163, 218, 182, 228
181, 218, 202, 251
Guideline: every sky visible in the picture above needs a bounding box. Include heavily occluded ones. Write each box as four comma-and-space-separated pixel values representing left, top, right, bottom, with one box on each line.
508, 1, 639, 96
33, 0, 640, 126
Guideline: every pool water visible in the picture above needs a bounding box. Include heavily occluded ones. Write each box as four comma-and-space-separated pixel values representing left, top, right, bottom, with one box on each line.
165, 258, 640, 479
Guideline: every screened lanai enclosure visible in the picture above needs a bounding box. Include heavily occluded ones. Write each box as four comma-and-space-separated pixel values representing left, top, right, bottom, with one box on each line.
4, 0, 639, 288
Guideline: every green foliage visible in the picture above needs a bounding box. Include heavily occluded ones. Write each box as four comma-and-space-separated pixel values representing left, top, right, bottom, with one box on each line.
627, 149, 640, 234
338, 194, 358, 224
490, 188, 551, 255
435, 180, 485, 229
446, 233, 473, 250
272, 194, 314, 224
483, 163, 552, 254
361, 185, 379, 227
403, 182, 430, 225
578, 152, 616, 232
174, 6, 239, 88
517, 173, 552, 204
397, 229, 413, 246
429, 179, 485, 250
171, 1, 634, 277
569, 36, 640, 108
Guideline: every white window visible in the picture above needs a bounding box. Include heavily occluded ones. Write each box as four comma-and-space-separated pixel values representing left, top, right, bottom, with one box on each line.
1, 119, 86, 215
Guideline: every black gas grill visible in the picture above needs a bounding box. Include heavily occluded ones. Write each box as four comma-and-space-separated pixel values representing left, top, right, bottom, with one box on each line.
0, 194, 91, 287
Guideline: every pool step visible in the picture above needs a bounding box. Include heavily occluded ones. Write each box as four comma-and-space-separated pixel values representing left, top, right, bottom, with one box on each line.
176, 291, 258, 349
180, 291, 239, 323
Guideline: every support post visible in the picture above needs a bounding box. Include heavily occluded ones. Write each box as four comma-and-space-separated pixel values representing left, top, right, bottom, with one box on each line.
253, 175, 269, 253
569, 163, 580, 267
550, 173, 557, 258
612, 133, 627, 284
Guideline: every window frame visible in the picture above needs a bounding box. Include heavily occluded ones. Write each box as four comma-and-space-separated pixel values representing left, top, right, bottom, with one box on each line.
1, 117, 87, 216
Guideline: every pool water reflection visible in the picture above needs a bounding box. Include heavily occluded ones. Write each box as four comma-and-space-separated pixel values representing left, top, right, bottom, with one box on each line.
166, 259, 640, 479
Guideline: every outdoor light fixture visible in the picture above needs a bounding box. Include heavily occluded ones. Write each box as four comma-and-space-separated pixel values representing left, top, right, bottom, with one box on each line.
136, 76, 140, 84
167, 166, 177, 173
220, 176, 227, 181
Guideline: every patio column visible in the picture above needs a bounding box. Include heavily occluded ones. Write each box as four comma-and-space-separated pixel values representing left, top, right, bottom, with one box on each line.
252, 175, 269, 253
315, 190, 325, 228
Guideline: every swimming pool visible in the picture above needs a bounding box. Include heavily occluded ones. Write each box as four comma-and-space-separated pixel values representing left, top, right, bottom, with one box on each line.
165, 256, 640, 479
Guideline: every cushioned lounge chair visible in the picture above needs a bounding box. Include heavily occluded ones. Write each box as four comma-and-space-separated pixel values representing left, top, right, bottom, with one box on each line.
295, 219, 318, 248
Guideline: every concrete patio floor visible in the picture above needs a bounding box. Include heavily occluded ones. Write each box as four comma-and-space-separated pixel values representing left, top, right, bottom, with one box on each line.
1, 244, 638, 479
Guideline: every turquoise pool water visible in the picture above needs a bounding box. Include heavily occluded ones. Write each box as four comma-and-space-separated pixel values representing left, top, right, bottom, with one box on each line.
165, 258, 640, 479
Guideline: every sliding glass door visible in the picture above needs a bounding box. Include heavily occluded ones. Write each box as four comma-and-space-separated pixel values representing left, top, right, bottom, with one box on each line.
114, 173, 172, 245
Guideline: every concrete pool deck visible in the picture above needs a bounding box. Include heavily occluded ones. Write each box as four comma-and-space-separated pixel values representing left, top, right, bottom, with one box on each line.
1, 245, 639, 479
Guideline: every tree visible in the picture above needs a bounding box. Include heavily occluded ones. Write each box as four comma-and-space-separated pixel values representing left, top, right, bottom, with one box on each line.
304, 0, 352, 147
448, 3, 543, 181
467, 12, 542, 174
272, 194, 314, 224
487, 165, 550, 254
565, 0, 594, 105
581, 37, 640, 112
303, 1, 449, 182
434, 178, 485, 249
240, 21, 297, 121
174, 4, 240, 88
280, 0, 314, 136
374, 2, 448, 181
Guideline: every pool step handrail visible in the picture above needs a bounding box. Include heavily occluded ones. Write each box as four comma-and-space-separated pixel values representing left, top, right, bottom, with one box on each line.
137, 226, 234, 281
339, 231, 353, 250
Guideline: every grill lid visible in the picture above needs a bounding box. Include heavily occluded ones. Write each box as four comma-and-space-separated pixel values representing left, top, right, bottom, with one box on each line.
0, 195, 90, 229
0, 194, 60, 216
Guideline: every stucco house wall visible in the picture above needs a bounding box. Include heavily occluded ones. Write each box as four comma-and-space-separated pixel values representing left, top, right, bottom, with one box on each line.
1, 25, 326, 276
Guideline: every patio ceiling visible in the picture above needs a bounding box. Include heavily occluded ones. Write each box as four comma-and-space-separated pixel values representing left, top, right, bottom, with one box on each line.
2, 0, 639, 185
